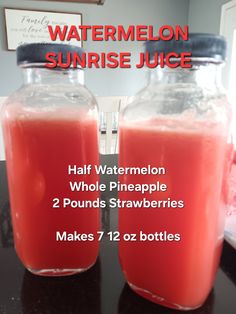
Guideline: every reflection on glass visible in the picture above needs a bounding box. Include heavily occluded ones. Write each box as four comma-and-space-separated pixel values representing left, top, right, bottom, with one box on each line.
0, 201, 13, 248
21, 259, 101, 314
101, 196, 111, 233
118, 284, 214, 314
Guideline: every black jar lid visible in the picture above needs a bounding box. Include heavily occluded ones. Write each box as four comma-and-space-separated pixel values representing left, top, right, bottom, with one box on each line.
16, 43, 84, 67
145, 33, 227, 63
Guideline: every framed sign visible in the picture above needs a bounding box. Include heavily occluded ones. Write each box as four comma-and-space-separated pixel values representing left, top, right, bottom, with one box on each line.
4, 8, 83, 50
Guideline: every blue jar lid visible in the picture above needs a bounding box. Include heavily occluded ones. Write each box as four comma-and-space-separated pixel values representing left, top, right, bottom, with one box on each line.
16, 43, 84, 67
145, 33, 227, 62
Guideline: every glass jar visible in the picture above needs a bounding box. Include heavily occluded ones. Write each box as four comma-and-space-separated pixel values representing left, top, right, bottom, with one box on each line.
118, 34, 232, 310
2, 43, 100, 276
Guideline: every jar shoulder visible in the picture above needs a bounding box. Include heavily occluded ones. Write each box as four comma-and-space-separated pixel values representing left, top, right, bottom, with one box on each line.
4, 83, 98, 110
122, 83, 230, 122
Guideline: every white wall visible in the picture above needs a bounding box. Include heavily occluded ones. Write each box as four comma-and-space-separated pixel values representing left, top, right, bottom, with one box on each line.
0, 0, 189, 97
188, 0, 231, 34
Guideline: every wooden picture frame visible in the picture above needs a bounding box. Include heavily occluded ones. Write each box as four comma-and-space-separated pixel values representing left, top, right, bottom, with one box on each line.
4, 8, 83, 51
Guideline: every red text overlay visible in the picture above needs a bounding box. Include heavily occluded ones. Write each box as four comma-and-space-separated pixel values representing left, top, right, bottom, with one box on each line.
45, 24, 192, 69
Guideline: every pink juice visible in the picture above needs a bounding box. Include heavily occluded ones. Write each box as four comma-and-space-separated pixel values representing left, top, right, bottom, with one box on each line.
3, 105, 100, 275
118, 119, 228, 309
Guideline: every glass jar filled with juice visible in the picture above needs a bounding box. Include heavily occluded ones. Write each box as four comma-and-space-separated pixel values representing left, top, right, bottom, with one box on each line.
2, 43, 100, 276
118, 34, 232, 310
